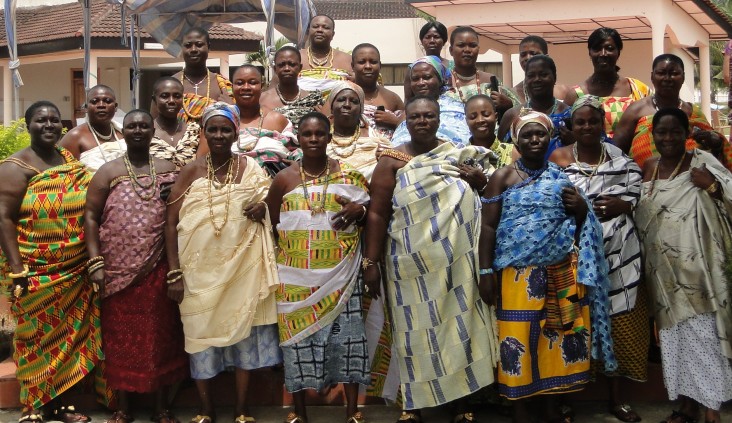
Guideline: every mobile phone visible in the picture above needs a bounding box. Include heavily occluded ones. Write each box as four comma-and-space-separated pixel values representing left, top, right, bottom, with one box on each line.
490, 76, 499, 93
376, 105, 385, 111
562, 117, 572, 130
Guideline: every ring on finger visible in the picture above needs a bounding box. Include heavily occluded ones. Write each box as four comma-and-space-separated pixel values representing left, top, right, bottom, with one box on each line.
364, 285, 370, 293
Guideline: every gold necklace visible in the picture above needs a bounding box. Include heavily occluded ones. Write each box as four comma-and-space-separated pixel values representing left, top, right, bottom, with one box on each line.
206, 153, 239, 236
123, 153, 157, 201
649, 152, 687, 194
331, 125, 361, 158
275, 85, 301, 105
307, 46, 333, 68
300, 159, 330, 215
572, 142, 606, 178
181, 69, 211, 120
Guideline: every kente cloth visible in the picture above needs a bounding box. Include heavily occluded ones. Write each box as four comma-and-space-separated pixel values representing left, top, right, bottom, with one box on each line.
179, 73, 233, 123
444, 81, 521, 108
363, 104, 401, 141
659, 312, 732, 410
591, 286, 649, 381
99, 172, 177, 299
234, 119, 301, 177
635, 148, 732, 361
486, 138, 515, 169
149, 121, 201, 169
563, 143, 642, 315
391, 95, 471, 147
281, 281, 370, 392
0, 147, 105, 409
101, 261, 189, 392
189, 324, 282, 379
177, 156, 279, 354
326, 135, 390, 181
385, 142, 499, 410
629, 104, 732, 171
573, 78, 650, 138
298, 67, 350, 100
275, 164, 370, 347
493, 163, 617, 372
274, 91, 325, 132
79, 137, 126, 173
497, 263, 591, 399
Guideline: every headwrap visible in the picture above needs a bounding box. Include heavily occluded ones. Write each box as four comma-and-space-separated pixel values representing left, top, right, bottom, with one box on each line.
329, 80, 366, 115
510, 109, 554, 145
202, 101, 240, 132
570, 94, 604, 117
409, 55, 449, 93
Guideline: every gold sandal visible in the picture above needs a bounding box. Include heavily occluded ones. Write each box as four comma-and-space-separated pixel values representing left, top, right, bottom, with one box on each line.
397, 412, 421, 423
189, 416, 213, 423
284, 412, 305, 423
234, 416, 255, 423
346, 411, 365, 423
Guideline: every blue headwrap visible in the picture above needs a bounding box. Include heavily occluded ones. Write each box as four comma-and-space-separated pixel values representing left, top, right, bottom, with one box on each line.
202, 102, 240, 132
409, 55, 450, 93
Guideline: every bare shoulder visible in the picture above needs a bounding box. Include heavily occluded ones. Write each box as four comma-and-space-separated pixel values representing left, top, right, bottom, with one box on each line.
153, 157, 177, 173
380, 87, 404, 110
548, 146, 573, 167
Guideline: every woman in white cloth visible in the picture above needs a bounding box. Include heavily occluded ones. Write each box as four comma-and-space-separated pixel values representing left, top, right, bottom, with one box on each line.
635, 107, 732, 423
165, 102, 280, 423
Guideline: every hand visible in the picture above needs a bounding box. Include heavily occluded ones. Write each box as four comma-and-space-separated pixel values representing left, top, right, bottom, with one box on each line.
491, 91, 513, 113
478, 274, 497, 306
458, 163, 488, 191
331, 195, 365, 230
562, 186, 587, 216
243, 201, 267, 223
592, 195, 631, 219
558, 122, 575, 146
690, 163, 717, 190
693, 130, 723, 154
167, 278, 185, 304
89, 268, 106, 297
363, 264, 382, 299
373, 110, 401, 129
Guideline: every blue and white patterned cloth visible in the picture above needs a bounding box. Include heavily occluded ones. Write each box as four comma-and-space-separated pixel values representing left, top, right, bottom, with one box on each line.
189, 324, 282, 379
390, 95, 471, 147
493, 163, 618, 372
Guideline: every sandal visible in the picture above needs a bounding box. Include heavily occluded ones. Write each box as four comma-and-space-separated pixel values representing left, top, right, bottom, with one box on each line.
452, 413, 477, 423
106, 411, 134, 423
47, 406, 92, 423
190, 416, 214, 423
397, 412, 421, 423
284, 413, 305, 423
346, 411, 365, 423
151, 410, 178, 423
610, 404, 641, 422
19, 411, 43, 423
234, 416, 256, 423
661, 410, 697, 423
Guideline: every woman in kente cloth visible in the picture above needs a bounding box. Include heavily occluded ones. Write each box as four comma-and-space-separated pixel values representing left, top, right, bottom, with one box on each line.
172, 27, 234, 124
230, 65, 299, 177
166, 102, 281, 423
260, 46, 325, 133
550, 96, 646, 423
150, 77, 202, 168
84, 110, 188, 423
0, 101, 109, 423
296, 15, 352, 100
60, 85, 125, 173
482, 110, 616, 423
266, 112, 371, 423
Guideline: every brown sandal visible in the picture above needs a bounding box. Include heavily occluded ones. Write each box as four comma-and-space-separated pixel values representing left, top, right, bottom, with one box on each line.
105, 411, 134, 423
346, 411, 365, 423
284, 413, 305, 423
452, 413, 477, 423
397, 412, 421, 423
48, 406, 92, 423
189, 416, 213, 423
151, 410, 178, 423
610, 404, 641, 422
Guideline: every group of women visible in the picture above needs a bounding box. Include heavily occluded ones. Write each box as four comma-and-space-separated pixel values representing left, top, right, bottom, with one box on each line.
0, 15, 731, 423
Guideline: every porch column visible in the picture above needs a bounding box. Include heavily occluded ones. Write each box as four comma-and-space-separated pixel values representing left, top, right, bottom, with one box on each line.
699, 42, 711, 118
502, 51, 512, 87
214, 54, 230, 79
88, 52, 98, 89
3, 65, 11, 124
651, 19, 665, 59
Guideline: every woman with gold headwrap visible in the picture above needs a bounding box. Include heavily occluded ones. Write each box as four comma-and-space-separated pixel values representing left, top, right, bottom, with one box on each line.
550, 96, 645, 422
482, 110, 616, 422
165, 102, 280, 423
391, 56, 472, 147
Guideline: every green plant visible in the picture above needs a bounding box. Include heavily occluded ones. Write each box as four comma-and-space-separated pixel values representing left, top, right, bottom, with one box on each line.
0, 119, 30, 160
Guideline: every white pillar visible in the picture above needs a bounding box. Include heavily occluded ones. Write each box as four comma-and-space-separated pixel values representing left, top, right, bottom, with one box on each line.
216, 54, 230, 79
699, 42, 711, 119
502, 51, 513, 87
3, 65, 11, 124
88, 53, 98, 89
651, 19, 665, 59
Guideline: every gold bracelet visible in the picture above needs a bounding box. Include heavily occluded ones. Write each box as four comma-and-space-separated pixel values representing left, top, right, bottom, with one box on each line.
86, 256, 104, 267
166, 274, 184, 285
167, 269, 184, 278
87, 262, 104, 274
358, 204, 367, 221
8, 264, 29, 279
361, 257, 379, 271
706, 181, 719, 194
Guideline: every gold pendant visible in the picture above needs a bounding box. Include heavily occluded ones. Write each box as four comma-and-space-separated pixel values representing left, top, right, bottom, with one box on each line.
215, 229, 221, 236
311, 205, 324, 215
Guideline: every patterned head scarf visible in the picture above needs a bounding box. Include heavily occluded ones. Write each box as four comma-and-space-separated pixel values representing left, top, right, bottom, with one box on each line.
329, 80, 366, 115
202, 102, 240, 132
409, 55, 449, 93
570, 95, 604, 117
510, 109, 554, 145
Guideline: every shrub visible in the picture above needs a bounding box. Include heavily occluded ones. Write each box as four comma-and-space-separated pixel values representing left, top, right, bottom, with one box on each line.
0, 119, 29, 160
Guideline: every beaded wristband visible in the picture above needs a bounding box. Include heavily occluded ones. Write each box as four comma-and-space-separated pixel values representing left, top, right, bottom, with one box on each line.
479, 268, 494, 275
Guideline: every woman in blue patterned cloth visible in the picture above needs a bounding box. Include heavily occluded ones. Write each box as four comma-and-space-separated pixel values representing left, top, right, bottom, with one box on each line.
481, 109, 616, 423
391, 56, 472, 147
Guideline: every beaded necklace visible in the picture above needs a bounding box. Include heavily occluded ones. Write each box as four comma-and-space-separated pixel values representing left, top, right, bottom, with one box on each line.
572, 142, 606, 178
206, 153, 239, 236
648, 152, 687, 195
307, 46, 333, 68
87, 121, 123, 163
300, 159, 331, 215
452, 71, 480, 103
330, 125, 361, 158
481, 159, 547, 204
123, 153, 157, 201
275, 85, 301, 106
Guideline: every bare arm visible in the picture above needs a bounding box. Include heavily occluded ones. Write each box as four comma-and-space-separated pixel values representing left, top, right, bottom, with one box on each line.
497, 107, 519, 143
265, 169, 291, 241
613, 102, 643, 154
58, 128, 82, 159
164, 163, 198, 303
83, 165, 113, 295
0, 163, 31, 274
477, 169, 507, 306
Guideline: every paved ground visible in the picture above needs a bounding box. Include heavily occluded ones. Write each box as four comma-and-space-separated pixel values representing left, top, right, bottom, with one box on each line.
0, 402, 730, 423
